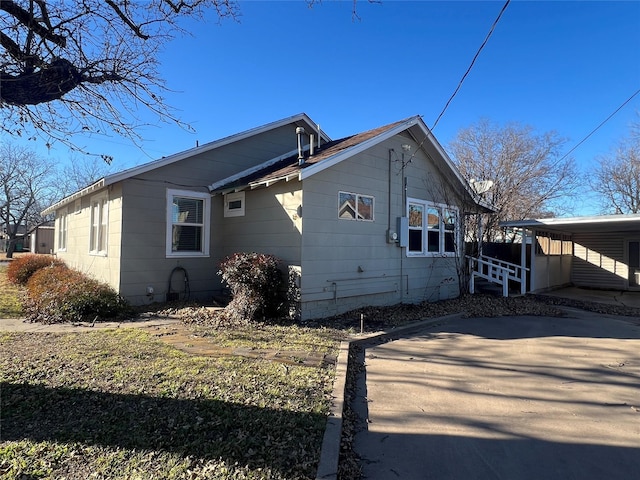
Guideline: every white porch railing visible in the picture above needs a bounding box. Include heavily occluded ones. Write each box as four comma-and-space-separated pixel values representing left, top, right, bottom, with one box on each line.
467, 254, 529, 297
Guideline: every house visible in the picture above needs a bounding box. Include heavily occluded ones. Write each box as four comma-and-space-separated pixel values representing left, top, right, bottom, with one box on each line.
498, 214, 640, 293
43, 114, 490, 320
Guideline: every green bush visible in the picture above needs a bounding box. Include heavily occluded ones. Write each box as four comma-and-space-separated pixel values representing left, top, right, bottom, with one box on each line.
6, 254, 65, 285
24, 265, 131, 324
218, 252, 284, 321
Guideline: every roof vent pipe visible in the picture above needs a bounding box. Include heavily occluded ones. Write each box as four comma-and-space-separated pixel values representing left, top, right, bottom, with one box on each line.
296, 127, 305, 165
310, 134, 315, 156
316, 124, 321, 150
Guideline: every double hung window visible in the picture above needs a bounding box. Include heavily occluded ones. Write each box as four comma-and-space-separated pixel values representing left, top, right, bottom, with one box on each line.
89, 194, 108, 255
57, 209, 68, 251
166, 189, 210, 257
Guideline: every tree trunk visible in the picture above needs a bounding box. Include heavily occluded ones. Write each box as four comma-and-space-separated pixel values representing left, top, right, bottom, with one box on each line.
5, 239, 15, 259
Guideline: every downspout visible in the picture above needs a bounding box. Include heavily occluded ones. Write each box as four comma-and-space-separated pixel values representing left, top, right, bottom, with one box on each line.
388, 149, 393, 235
520, 227, 527, 294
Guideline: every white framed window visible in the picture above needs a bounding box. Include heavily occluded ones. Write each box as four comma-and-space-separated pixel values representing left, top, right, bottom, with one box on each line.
57, 209, 68, 251
338, 191, 374, 221
89, 194, 108, 255
407, 198, 458, 256
166, 189, 210, 257
224, 191, 245, 217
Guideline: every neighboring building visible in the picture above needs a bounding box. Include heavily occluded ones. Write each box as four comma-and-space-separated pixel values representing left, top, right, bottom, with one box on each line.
29, 223, 55, 254
500, 215, 640, 293
43, 114, 490, 320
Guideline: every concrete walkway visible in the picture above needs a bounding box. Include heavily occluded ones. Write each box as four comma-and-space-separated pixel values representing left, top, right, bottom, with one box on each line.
352, 310, 640, 479
540, 286, 640, 309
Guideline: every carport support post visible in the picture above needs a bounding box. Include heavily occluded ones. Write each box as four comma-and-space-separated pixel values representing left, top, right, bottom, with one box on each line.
529, 228, 537, 293
520, 228, 528, 294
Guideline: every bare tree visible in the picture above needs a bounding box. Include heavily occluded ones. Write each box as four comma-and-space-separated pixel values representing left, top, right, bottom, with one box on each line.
448, 119, 578, 243
56, 154, 115, 198
1, 0, 238, 161
0, 142, 58, 257
591, 134, 640, 214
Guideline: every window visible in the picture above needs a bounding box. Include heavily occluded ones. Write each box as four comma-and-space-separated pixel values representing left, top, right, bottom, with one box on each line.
90, 194, 108, 255
224, 191, 245, 217
408, 203, 423, 252
444, 209, 457, 253
407, 199, 458, 256
57, 209, 68, 251
339, 191, 374, 221
166, 189, 210, 257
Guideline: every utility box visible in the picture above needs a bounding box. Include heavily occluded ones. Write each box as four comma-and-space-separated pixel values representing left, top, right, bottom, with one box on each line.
397, 217, 408, 247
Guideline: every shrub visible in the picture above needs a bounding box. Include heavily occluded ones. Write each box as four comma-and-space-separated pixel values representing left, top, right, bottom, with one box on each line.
6, 254, 65, 286
218, 252, 284, 321
24, 265, 131, 324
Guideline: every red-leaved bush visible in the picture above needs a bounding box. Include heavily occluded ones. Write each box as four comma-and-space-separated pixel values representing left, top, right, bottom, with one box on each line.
6, 254, 65, 286
24, 265, 130, 324
218, 252, 284, 321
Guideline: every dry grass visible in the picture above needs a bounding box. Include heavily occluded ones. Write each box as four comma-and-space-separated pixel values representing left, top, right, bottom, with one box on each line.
0, 264, 24, 318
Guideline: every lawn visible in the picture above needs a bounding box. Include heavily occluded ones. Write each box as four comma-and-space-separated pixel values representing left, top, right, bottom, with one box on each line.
0, 264, 23, 318
0, 266, 342, 480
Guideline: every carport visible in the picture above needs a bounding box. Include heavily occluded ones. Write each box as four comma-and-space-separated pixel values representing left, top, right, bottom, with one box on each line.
500, 214, 640, 293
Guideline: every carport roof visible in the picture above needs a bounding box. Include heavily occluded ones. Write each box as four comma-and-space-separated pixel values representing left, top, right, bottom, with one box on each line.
500, 214, 640, 234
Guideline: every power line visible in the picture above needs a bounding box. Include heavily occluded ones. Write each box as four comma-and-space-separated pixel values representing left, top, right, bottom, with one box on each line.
558, 88, 640, 162
431, 0, 511, 131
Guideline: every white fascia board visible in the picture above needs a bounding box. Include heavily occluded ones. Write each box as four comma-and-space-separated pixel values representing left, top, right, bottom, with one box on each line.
42, 179, 106, 215
208, 147, 300, 192
501, 214, 640, 229
300, 117, 420, 180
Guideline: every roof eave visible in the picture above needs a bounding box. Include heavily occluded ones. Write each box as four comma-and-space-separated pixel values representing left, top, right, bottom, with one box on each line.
42, 179, 106, 215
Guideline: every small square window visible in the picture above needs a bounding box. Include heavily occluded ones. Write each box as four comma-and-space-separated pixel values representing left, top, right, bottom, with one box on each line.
224, 192, 245, 217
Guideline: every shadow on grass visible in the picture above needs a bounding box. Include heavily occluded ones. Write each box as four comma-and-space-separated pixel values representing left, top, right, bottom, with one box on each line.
1, 381, 325, 477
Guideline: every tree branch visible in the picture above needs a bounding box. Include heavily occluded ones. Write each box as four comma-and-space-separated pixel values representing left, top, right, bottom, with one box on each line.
0, 0, 66, 47
104, 0, 151, 40
1, 58, 82, 105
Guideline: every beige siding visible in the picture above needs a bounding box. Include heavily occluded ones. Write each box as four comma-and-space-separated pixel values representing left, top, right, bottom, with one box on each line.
55, 185, 122, 292
572, 233, 627, 289
215, 182, 303, 266
300, 134, 464, 320
118, 179, 218, 305
115, 124, 302, 304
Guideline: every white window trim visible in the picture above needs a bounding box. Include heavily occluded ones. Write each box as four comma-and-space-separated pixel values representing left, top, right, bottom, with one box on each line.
224, 191, 245, 217
166, 189, 211, 258
57, 209, 68, 251
406, 198, 459, 257
89, 193, 108, 256
338, 191, 375, 222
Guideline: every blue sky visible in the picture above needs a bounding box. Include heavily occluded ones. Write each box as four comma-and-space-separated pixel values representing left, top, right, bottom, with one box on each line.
18, 1, 640, 215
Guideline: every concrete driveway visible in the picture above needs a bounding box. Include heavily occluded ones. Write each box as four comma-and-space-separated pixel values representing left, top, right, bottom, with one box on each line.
352, 311, 640, 479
